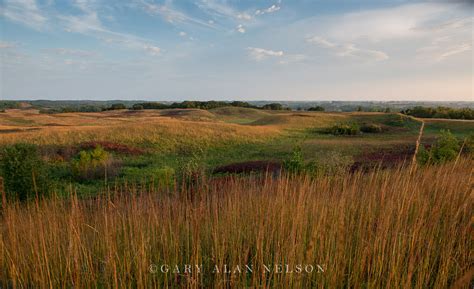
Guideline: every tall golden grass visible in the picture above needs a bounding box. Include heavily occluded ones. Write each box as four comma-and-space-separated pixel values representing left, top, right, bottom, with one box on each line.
0, 160, 472, 288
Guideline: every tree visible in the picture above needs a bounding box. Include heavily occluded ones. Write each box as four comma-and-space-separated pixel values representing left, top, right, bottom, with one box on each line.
262, 103, 287, 110
308, 106, 325, 111
105, 103, 127, 110
132, 104, 144, 110
430, 130, 460, 163
0, 143, 49, 201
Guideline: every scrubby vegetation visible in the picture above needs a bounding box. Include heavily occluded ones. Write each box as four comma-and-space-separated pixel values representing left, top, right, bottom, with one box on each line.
417, 130, 462, 165
0, 143, 49, 201
360, 123, 383, 133
307, 106, 325, 111
402, 106, 474, 120
326, 123, 360, 135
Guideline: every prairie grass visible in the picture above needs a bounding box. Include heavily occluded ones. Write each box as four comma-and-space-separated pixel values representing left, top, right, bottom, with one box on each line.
0, 118, 279, 151
1, 160, 472, 288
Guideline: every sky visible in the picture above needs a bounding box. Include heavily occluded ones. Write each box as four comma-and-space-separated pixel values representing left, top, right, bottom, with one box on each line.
0, 0, 472, 101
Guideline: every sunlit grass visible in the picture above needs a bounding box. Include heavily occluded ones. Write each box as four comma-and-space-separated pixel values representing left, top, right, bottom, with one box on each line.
1, 160, 472, 288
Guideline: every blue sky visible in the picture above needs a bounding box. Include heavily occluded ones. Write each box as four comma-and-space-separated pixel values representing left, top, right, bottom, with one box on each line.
0, 0, 472, 101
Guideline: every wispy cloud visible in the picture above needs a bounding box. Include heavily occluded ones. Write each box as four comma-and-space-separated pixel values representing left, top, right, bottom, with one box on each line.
247, 47, 283, 61
0, 0, 48, 30
437, 43, 471, 61
143, 45, 161, 56
307, 36, 388, 61
137, 0, 215, 28
255, 4, 280, 16
57, 0, 162, 56
197, 0, 252, 22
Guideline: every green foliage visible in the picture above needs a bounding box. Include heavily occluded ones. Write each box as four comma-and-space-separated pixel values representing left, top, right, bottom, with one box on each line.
283, 146, 306, 174
416, 146, 430, 165
464, 134, 474, 155
132, 104, 144, 110
430, 130, 460, 163
122, 166, 175, 187
360, 123, 383, 133
402, 106, 474, 120
71, 146, 114, 181
262, 103, 290, 110
308, 106, 325, 111
105, 103, 127, 110
0, 143, 49, 201
327, 123, 360, 135
418, 130, 461, 165
0, 101, 20, 110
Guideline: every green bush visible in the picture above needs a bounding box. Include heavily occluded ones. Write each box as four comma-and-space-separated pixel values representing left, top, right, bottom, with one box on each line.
327, 123, 360, 135
71, 146, 118, 181
360, 123, 383, 133
132, 104, 144, 110
0, 143, 49, 201
430, 130, 460, 163
283, 146, 306, 174
418, 130, 460, 165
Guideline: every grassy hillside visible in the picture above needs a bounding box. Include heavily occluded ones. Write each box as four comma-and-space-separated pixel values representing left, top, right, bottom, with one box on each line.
0, 107, 472, 195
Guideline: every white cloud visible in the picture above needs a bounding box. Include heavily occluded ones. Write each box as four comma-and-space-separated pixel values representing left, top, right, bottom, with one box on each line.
197, 0, 252, 22
143, 45, 161, 56
237, 13, 251, 20
1, 0, 48, 30
307, 36, 336, 48
247, 47, 283, 61
137, 0, 215, 28
179, 31, 187, 37
255, 4, 280, 16
338, 44, 388, 61
236, 24, 245, 33
307, 36, 388, 61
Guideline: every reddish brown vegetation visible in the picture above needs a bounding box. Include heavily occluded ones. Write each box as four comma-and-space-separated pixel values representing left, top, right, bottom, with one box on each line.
212, 160, 281, 175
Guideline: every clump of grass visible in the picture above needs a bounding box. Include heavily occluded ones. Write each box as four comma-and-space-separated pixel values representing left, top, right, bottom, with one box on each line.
326, 123, 360, 135
0, 159, 471, 288
360, 123, 383, 133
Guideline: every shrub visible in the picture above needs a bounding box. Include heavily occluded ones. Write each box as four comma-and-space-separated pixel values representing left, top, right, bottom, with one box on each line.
360, 123, 383, 133
262, 103, 289, 111
71, 146, 119, 181
327, 123, 360, 135
132, 104, 144, 110
417, 130, 461, 165
308, 106, 325, 111
430, 130, 460, 163
104, 103, 127, 111
0, 143, 49, 201
283, 146, 306, 174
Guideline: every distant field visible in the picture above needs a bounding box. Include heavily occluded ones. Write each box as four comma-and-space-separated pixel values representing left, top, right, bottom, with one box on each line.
0, 108, 472, 195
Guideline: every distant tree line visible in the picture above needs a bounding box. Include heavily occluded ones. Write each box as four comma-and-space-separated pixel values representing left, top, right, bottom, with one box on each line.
36, 100, 294, 113
401, 106, 474, 120
131, 101, 290, 111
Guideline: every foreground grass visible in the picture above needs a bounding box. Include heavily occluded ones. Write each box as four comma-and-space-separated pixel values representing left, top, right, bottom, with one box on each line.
1, 160, 472, 288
